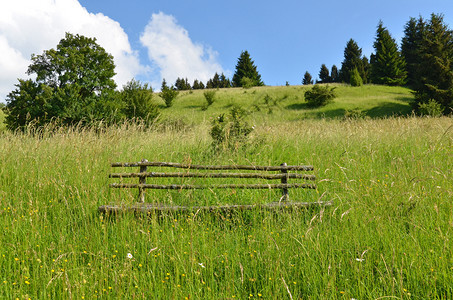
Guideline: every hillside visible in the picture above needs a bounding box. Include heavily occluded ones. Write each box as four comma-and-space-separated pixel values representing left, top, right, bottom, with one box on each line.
0, 84, 414, 132
156, 84, 414, 126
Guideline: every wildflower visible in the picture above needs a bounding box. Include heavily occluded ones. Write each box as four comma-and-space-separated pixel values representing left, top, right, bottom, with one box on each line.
355, 258, 365, 262
127, 253, 133, 259
198, 263, 205, 268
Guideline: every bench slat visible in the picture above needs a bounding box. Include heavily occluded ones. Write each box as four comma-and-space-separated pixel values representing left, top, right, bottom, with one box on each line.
111, 161, 314, 171
109, 171, 316, 181
110, 183, 317, 190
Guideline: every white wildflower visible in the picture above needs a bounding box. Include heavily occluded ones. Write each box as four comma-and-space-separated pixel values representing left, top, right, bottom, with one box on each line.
198, 263, 205, 268
127, 253, 133, 259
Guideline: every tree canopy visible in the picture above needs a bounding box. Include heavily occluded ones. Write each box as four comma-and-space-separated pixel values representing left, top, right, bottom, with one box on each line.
4, 33, 119, 129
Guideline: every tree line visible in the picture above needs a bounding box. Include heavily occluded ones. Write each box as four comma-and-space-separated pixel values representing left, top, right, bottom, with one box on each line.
304, 14, 452, 114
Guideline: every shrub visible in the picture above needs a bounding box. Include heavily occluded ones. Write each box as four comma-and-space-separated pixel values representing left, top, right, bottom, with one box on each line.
240, 77, 255, 89
304, 85, 337, 107
418, 99, 444, 117
210, 105, 253, 151
203, 90, 216, 107
344, 108, 366, 120
160, 87, 179, 108
350, 67, 363, 87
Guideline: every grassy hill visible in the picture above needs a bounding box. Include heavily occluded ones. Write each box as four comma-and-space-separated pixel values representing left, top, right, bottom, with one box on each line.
0, 84, 414, 132
156, 84, 414, 125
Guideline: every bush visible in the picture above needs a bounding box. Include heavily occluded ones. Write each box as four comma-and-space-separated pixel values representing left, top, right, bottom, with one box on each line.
240, 77, 255, 89
418, 99, 444, 117
203, 90, 216, 107
210, 106, 254, 151
350, 67, 363, 87
160, 87, 179, 108
304, 85, 337, 107
344, 108, 366, 120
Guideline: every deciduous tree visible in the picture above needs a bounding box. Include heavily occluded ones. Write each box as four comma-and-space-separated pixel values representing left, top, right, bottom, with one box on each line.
4, 32, 118, 129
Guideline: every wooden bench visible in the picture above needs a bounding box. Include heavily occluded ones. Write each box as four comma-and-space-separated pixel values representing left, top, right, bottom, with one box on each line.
98, 160, 332, 213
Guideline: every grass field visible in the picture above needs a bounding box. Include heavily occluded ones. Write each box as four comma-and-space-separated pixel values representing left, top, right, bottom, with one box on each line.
0, 85, 452, 299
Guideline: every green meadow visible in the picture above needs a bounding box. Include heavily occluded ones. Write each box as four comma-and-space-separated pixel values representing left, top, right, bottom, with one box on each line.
0, 85, 452, 299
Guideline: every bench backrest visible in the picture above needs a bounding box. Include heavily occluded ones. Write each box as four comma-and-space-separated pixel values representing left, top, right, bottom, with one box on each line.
109, 160, 316, 203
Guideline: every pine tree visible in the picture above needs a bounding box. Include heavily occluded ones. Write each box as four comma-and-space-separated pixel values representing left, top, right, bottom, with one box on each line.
413, 14, 453, 114
401, 16, 426, 88
232, 51, 264, 87
362, 56, 370, 84
302, 71, 313, 85
330, 65, 339, 83
318, 64, 331, 83
339, 39, 366, 83
192, 79, 205, 90
370, 21, 407, 85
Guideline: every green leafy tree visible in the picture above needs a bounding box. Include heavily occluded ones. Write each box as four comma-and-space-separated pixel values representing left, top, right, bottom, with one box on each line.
318, 64, 331, 83
339, 39, 366, 83
401, 16, 426, 88
413, 14, 453, 114
232, 51, 264, 87
4, 79, 53, 129
370, 21, 407, 85
302, 71, 313, 85
4, 32, 118, 129
330, 65, 339, 83
119, 79, 159, 123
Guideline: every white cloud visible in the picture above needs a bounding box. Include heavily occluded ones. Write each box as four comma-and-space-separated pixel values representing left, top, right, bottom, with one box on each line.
0, 0, 145, 101
140, 12, 224, 88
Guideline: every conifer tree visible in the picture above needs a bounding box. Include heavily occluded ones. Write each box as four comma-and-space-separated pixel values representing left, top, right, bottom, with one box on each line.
339, 39, 366, 83
370, 21, 407, 85
319, 64, 331, 83
330, 65, 339, 83
413, 14, 453, 114
192, 79, 205, 90
302, 71, 313, 85
401, 16, 426, 88
232, 51, 264, 87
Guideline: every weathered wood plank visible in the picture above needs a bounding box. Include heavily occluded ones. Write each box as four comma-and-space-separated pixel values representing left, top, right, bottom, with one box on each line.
98, 200, 333, 214
111, 161, 314, 171
109, 171, 316, 181
109, 183, 317, 190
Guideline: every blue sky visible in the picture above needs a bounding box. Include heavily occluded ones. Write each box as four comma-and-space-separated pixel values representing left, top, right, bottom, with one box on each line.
1, 0, 452, 100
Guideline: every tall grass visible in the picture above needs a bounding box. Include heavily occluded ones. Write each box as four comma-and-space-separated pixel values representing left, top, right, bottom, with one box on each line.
0, 116, 452, 299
